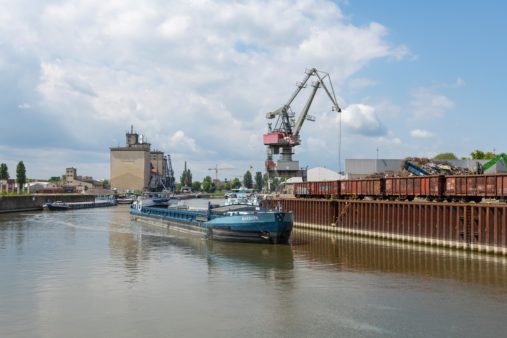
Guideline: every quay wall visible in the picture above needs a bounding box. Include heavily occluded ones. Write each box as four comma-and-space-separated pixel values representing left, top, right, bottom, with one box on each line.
0, 194, 95, 213
266, 198, 507, 255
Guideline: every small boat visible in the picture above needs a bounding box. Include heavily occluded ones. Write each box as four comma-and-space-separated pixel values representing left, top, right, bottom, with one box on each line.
44, 201, 72, 210
136, 192, 172, 208
116, 196, 135, 204
44, 198, 117, 211
130, 201, 293, 244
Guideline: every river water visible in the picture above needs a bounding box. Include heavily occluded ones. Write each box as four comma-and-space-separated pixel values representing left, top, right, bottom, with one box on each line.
1, 200, 506, 338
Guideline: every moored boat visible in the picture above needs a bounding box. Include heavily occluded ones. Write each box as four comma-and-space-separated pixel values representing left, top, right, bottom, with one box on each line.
44, 198, 117, 211
135, 192, 173, 208
116, 196, 135, 204
130, 201, 293, 244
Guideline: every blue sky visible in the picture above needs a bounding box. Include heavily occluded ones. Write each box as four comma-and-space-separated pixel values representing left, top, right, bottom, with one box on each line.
0, 0, 506, 181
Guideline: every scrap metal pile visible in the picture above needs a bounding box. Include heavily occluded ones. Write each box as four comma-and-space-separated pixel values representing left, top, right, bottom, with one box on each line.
365, 158, 475, 179
399, 157, 473, 176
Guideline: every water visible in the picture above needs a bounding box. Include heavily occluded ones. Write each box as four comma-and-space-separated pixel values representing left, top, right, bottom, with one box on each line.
1, 200, 506, 337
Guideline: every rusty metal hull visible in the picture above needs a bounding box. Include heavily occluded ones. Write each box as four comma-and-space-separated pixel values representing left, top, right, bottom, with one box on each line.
265, 198, 507, 255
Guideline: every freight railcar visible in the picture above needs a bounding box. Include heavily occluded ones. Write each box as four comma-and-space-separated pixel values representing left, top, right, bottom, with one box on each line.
445, 174, 507, 202
340, 178, 384, 199
385, 175, 444, 201
293, 174, 507, 202
293, 180, 340, 198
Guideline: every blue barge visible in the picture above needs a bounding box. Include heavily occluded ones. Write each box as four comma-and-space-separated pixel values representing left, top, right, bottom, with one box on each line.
130, 204, 293, 244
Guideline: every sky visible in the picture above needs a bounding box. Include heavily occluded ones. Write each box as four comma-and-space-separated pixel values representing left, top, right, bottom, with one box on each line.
1, 0, 506, 182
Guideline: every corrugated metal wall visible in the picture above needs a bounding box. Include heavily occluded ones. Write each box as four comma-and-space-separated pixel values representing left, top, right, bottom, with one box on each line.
267, 198, 507, 255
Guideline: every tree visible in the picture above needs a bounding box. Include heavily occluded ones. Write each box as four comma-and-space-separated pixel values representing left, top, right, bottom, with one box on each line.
191, 181, 201, 192
102, 179, 110, 189
180, 161, 192, 187
175, 183, 182, 191
16, 161, 26, 193
271, 177, 281, 192
217, 180, 231, 191
243, 171, 253, 189
470, 150, 496, 160
0, 163, 9, 180
433, 153, 458, 160
470, 150, 485, 160
485, 152, 496, 160
231, 177, 241, 189
254, 171, 263, 191
202, 176, 216, 193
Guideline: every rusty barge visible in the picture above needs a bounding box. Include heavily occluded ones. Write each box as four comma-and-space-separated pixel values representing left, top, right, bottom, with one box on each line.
265, 198, 507, 255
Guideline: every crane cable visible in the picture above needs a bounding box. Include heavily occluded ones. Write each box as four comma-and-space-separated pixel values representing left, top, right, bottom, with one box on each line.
322, 71, 342, 174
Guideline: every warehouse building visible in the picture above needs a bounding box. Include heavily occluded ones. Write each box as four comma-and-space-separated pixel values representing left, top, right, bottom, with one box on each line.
110, 126, 173, 193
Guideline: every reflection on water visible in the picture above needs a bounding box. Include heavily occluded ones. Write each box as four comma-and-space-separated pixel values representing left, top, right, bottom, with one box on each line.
1, 203, 507, 338
106, 205, 295, 285
292, 228, 507, 291
108, 208, 149, 283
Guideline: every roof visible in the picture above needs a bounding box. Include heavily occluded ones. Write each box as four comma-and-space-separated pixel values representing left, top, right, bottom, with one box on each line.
286, 167, 344, 183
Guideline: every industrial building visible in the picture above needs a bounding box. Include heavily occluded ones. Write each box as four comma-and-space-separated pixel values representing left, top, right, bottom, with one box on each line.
65, 167, 103, 190
110, 126, 175, 193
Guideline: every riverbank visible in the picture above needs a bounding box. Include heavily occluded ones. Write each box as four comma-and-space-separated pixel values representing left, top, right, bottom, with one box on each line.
0, 194, 95, 213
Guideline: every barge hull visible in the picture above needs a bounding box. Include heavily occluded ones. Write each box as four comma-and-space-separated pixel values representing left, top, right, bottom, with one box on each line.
265, 198, 507, 255
130, 206, 293, 244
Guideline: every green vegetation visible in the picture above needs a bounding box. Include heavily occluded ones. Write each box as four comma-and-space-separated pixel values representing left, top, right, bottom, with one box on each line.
254, 171, 263, 191
231, 177, 241, 189
208, 191, 225, 198
16, 161, 26, 193
433, 153, 458, 160
180, 161, 192, 187
191, 181, 201, 192
218, 181, 231, 191
262, 173, 283, 192
0, 163, 9, 180
202, 176, 216, 193
0, 191, 31, 196
470, 150, 496, 160
102, 179, 110, 189
48, 176, 61, 184
243, 170, 253, 189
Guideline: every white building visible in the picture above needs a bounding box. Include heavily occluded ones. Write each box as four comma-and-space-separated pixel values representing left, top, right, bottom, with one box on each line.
286, 166, 344, 183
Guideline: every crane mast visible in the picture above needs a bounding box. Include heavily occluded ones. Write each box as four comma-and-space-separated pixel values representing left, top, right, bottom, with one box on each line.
263, 68, 341, 180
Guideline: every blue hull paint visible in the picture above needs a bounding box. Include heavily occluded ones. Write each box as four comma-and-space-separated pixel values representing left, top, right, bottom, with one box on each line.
130, 206, 293, 244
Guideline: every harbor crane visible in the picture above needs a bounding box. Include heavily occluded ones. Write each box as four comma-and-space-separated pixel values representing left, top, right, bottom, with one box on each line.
208, 165, 234, 181
263, 67, 341, 179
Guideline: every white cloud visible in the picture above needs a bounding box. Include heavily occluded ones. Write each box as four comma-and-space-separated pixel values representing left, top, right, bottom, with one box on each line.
307, 137, 327, 149
168, 130, 198, 153
410, 87, 455, 119
159, 16, 189, 38
0, 0, 408, 179
341, 104, 386, 136
410, 129, 434, 138
18, 103, 31, 109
